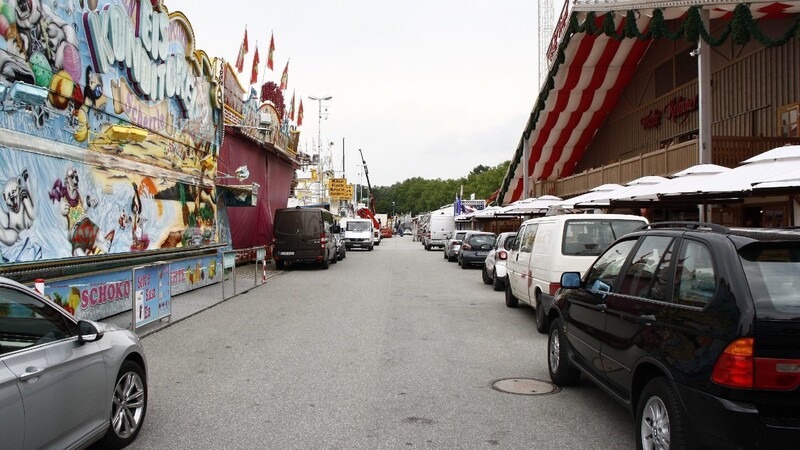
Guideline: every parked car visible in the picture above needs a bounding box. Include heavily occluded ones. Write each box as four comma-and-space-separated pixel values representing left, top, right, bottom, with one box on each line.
547, 222, 800, 449
506, 214, 647, 332
482, 231, 517, 291
443, 230, 468, 262
333, 233, 347, 261
0, 276, 148, 449
458, 231, 496, 269
273, 207, 340, 269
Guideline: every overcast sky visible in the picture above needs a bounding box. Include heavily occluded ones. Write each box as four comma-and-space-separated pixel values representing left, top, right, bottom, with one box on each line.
167, 0, 549, 186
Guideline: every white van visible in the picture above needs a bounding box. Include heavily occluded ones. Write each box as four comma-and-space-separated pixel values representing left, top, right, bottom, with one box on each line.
505, 214, 647, 332
342, 218, 374, 251
423, 208, 455, 250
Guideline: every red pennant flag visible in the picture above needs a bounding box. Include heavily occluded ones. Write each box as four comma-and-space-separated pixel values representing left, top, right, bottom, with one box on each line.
298, 99, 304, 126
235, 28, 248, 73
279, 60, 289, 90
267, 32, 275, 71
289, 90, 295, 121
250, 45, 260, 85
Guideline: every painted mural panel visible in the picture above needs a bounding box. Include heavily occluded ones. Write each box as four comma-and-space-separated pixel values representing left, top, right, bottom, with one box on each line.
43, 253, 219, 320
0, 0, 222, 265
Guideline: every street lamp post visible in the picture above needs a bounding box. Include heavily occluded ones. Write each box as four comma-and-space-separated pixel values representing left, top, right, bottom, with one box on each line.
308, 95, 332, 204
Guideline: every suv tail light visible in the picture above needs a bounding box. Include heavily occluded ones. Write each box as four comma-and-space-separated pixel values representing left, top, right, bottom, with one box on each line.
462, 244, 472, 251
712, 338, 800, 390
712, 338, 754, 389
497, 250, 507, 260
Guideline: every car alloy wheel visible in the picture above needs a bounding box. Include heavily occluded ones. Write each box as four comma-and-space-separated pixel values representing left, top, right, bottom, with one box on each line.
640, 396, 670, 450
547, 319, 580, 385
636, 377, 687, 450
103, 360, 147, 447
549, 326, 560, 374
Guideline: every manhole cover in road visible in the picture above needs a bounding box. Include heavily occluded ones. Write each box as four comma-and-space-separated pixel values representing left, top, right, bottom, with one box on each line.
492, 378, 560, 395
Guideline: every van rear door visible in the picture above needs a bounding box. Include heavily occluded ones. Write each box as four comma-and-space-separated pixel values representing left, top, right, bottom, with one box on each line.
274, 210, 322, 258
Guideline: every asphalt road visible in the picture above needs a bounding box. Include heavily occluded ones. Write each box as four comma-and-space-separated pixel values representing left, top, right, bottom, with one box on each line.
128, 236, 634, 449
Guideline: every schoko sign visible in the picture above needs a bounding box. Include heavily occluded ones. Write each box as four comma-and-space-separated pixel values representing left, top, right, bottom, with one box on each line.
83, 1, 196, 116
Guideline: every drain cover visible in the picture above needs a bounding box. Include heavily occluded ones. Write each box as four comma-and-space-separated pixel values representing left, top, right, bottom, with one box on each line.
492, 378, 560, 395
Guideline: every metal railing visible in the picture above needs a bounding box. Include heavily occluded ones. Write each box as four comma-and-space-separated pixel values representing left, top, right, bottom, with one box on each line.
220, 246, 269, 300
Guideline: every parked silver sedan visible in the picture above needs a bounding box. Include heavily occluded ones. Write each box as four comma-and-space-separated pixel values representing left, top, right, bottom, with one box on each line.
482, 231, 517, 291
0, 276, 148, 449
443, 230, 468, 262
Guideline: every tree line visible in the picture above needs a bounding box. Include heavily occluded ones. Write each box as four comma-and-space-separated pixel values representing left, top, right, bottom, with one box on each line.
358, 161, 509, 216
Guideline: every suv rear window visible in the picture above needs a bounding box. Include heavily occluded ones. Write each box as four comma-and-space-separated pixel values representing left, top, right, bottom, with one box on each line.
453, 232, 467, 241
739, 243, 800, 319
562, 219, 645, 256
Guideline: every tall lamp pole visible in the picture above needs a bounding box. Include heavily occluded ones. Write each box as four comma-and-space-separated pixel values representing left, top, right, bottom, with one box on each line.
309, 95, 332, 204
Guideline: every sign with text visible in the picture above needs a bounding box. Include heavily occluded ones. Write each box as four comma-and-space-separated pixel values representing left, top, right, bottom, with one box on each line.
329, 178, 353, 199
133, 263, 171, 329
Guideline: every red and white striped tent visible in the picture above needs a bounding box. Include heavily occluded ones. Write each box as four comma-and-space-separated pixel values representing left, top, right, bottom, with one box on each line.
499, 0, 800, 205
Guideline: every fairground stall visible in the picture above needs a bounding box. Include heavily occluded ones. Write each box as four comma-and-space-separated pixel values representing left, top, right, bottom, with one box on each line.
500, 0, 800, 227
219, 63, 298, 254
0, 0, 230, 321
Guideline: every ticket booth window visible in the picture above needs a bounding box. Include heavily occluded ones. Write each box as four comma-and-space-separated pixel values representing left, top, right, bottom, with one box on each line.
778, 103, 799, 137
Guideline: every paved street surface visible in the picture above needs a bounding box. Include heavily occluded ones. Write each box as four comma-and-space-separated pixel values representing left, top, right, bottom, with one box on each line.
127, 237, 633, 449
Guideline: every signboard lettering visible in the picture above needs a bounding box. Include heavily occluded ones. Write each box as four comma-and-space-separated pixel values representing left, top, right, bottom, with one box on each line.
83, 3, 196, 115
640, 95, 699, 130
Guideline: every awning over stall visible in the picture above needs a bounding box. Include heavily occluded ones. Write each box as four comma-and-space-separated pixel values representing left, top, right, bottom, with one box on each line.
499, 1, 800, 205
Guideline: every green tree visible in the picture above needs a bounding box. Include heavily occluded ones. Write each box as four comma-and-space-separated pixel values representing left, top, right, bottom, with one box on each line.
364, 161, 509, 216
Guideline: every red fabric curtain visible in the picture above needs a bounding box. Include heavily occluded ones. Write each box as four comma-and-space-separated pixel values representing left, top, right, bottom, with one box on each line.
219, 133, 294, 248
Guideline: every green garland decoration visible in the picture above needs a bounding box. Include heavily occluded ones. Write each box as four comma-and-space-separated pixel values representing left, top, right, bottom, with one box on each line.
499, 3, 800, 203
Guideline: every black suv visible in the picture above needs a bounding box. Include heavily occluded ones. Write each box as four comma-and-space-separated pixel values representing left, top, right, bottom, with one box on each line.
546, 222, 800, 449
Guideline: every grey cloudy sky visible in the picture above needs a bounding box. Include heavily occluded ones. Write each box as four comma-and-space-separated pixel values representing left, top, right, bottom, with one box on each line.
167, 0, 548, 186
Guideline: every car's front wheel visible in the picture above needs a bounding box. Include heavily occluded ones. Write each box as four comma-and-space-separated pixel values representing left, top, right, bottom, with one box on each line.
101, 360, 147, 449
504, 282, 518, 307
548, 319, 580, 386
636, 377, 688, 450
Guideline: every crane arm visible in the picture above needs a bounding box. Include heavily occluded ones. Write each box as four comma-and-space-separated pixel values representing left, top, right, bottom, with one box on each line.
358, 149, 376, 213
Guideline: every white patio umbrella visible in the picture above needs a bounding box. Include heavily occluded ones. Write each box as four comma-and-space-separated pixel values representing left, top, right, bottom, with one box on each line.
578, 176, 669, 207
660, 145, 800, 199
615, 164, 731, 203
557, 184, 623, 208
500, 195, 563, 214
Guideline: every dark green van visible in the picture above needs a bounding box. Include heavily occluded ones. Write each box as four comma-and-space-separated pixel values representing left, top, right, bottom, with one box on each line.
273, 207, 340, 269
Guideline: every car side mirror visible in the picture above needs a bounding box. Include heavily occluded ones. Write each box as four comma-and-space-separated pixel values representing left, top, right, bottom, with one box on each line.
78, 320, 104, 343
561, 272, 582, 289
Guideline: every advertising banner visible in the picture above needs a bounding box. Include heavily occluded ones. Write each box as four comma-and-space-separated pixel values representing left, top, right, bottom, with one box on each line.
43, 254, 220, 319
133, 263, 171, 328
169, 254, 220, 296
45, 270, 133, 321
